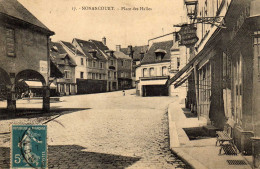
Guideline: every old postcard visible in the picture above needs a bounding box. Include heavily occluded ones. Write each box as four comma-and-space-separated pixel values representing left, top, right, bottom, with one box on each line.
0, 0, 260, 168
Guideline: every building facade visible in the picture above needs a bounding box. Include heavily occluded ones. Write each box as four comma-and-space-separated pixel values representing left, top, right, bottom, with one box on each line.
0, 0, 57, 112
168, 0, 260, 165
114, 45, 132, 90
50, 42, 77, 96
136, 40, 173, 96
121, 45, 148, 88
72, 38, 108, 94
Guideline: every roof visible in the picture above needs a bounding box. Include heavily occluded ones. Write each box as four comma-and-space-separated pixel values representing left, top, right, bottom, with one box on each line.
50, 42, 77, 66
0, 0, 53, 35
121, 45, 148, 61
113, 51, 131, 60
141, 40, 173, 64
61, 41, 84, 56
74, 38, 107, 60
89, 39, 109, 51
50, 42, 67, 54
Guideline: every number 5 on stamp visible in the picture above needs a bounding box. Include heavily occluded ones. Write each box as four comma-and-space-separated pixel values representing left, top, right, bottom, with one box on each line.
11, 125, 47, 168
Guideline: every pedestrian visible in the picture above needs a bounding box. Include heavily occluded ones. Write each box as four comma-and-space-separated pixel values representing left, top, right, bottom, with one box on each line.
28, 91, 32, 103
123, 90, 125, 96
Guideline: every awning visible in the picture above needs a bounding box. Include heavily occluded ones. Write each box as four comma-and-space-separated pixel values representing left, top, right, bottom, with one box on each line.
50, 83, 56, 89
174, 68, 193, 88
24, 81, 56, 89
166, 60, 194, 87
25, 81, 42, 88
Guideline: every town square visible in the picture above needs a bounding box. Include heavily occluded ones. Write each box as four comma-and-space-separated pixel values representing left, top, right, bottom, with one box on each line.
1, 0, 260, 168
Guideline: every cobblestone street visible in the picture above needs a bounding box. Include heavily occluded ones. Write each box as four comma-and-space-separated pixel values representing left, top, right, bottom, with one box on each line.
0, 89, 190, 169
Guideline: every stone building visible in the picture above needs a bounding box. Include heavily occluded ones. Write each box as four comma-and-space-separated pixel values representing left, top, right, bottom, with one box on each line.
135, 40, 173, 96
121, 45, 148, 88
168, 0, 260, 165
50, 42, 77, 96
0, 0, 60, 112
114, 45, 132, 90
71, 38, 108, 94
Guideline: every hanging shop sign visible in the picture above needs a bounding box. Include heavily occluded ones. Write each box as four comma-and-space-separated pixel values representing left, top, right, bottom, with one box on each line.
179, 25, 199, 47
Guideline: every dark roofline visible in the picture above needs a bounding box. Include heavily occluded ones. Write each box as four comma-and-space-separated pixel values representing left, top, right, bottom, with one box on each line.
0, 12, 54, 36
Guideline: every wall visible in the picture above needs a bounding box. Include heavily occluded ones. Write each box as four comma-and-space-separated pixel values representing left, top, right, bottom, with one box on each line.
0, 24, 48, 82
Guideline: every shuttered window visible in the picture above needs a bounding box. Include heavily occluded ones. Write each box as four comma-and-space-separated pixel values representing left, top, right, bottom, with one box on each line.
6, 28, 15, 57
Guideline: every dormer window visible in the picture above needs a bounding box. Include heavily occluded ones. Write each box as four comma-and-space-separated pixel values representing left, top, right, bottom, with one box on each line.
155, 49, 166, 62
156, 53, 163, 61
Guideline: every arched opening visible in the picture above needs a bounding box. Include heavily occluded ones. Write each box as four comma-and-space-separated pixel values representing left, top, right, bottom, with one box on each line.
15, 69, 47, 109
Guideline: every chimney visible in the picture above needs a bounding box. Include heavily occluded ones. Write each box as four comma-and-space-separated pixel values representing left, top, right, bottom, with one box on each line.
102, 37, 106, 46
127, 45, 133, 58
116, 45, 121, 52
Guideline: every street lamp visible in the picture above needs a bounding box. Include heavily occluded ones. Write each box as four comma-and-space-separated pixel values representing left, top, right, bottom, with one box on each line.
184, 0, 198, 19
183, 0, 225, 28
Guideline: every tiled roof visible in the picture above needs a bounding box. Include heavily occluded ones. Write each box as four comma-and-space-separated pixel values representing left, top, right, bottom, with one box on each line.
141, 40, 173, 64
113, 51, 131, 60
50, 42, 76, 66
60, 41, 84, 56
75, 38, 107, 61
121, 45, 148, 61
0, 0, 53, 34
50, 42, 67, 54
89, 39, 109, 51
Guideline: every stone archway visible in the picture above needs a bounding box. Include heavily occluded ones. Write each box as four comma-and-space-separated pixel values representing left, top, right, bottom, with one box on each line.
14, 69, 50, 112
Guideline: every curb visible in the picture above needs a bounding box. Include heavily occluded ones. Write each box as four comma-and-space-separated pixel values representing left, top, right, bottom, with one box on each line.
168, 102, 208, 169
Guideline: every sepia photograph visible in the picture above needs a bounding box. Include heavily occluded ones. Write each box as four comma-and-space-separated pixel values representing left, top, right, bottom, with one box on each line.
0, 0, 260, 168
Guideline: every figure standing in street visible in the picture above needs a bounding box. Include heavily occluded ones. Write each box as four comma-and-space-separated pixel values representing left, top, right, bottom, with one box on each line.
123, 90, 125, 96
28, 90, 32, 103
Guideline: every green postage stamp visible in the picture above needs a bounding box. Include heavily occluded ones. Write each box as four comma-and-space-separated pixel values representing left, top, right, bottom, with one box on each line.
11, 125, 47, 169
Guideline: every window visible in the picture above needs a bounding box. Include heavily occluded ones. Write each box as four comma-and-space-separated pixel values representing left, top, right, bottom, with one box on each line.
80, 72, 84, 78
121, 72, 124, 77
60, 84, 64, 93
156, 53, 163, 61
162, 66, 167, 76
111, 60, 114, 65
88, 60, 92, 67
99, 74, 102, 80
96, 73, 99, 79
149, 68, 155, 76
132, 71, 136, 77
93, 61, 96, 67
108, 71, 111, 78
92, 73, 95, 79
100, 62, 103, 69
177, 57, 180, 69
81, 58, 84, 65
121, 60, 124, 66
143, 68, 148, 77
114, 72, 117, 79
6, 28, 15, 57
64, 70, 71, 79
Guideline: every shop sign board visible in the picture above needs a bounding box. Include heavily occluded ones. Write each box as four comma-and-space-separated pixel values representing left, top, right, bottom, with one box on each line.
179, 25, 199, 47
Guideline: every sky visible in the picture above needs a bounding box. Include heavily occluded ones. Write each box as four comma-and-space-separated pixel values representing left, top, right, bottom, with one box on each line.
18, 0, 186, 50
